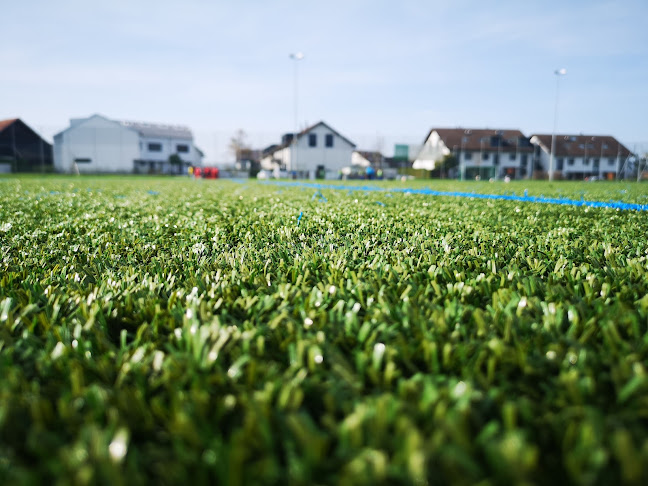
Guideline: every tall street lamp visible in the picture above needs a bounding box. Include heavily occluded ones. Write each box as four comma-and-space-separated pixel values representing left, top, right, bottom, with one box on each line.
549, 68, 567, 181
290, 52, 304, 177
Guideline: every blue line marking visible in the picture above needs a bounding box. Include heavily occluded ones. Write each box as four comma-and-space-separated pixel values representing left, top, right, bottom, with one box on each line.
259, 181, 648, 212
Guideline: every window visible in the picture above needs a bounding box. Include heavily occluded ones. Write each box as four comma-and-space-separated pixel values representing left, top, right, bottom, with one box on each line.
74, 157, 91, 163
608, 158, 616, 165
308, 134, 317, 147
509, 153, 516, 161
482, 152, 489, 161
148, 143, 162, 152
583, 157, 590, 165
593, 158, 600, 168
325, 134, 333, 147
602, 143, 609, 149
176, 144, 189, 153
521, 154, 528, 165
557, 158, 564, 170
568, 158, 575, 166
464, 152, 473, 160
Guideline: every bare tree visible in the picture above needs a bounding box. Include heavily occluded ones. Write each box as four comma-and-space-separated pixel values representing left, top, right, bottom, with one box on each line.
374, 134, 384, 170
229, 129, 250, 162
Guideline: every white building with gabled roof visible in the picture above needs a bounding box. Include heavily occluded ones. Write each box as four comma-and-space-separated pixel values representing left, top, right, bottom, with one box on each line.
413, 127, 534, 179
260, 121, 356, 179
530, 133, 631, 180
53, 114, 203, 174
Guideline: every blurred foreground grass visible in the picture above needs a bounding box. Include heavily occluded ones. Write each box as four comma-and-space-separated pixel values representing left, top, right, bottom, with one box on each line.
1, 176, 648, 485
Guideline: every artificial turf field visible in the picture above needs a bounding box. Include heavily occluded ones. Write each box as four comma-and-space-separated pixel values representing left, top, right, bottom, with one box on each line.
1, 176, 648, 485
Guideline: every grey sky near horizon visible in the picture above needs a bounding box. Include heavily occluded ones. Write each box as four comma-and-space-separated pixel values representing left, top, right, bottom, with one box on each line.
2, 0, 647, 162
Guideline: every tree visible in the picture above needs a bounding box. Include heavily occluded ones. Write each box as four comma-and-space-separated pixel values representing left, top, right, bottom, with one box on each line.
440, 153, 458, 179
229, 129, 250, 162
168, 153, 183, 175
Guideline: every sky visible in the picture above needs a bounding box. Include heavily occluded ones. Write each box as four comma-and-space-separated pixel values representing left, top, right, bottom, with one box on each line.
2, 0, 647, 162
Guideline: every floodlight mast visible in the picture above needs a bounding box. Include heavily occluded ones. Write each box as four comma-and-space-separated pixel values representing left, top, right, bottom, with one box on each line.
549, 68, 567, 181
290, 52, 304, 177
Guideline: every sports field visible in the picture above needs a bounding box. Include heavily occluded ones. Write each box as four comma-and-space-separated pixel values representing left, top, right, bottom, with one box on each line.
1, 176, 648, 485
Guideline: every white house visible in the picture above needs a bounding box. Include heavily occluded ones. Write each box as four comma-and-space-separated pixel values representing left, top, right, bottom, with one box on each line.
53, 114, 203, 174
260, 121, 355, 179
530, 134, 631, 180
413, 128, 534, 179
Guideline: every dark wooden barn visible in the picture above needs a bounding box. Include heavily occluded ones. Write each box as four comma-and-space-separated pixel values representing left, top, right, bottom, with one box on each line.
0, 118, 53, 173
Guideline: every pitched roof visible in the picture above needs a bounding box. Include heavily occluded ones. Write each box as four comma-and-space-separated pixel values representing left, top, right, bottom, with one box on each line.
423, 127, 534, 152
268, 121, 356, 154
54, 114, 126, 138
119, 120, 193, 140
54, 114, 195, 141
262, 144, 279, 156
530, 134, 631, 158
0, 118, 52, 148
354, 150, 384, 164
0, 118, 19, 133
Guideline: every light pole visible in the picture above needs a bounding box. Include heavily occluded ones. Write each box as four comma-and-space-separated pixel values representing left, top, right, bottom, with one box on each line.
290, 52, 304, 177
549, 68, 567, 181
